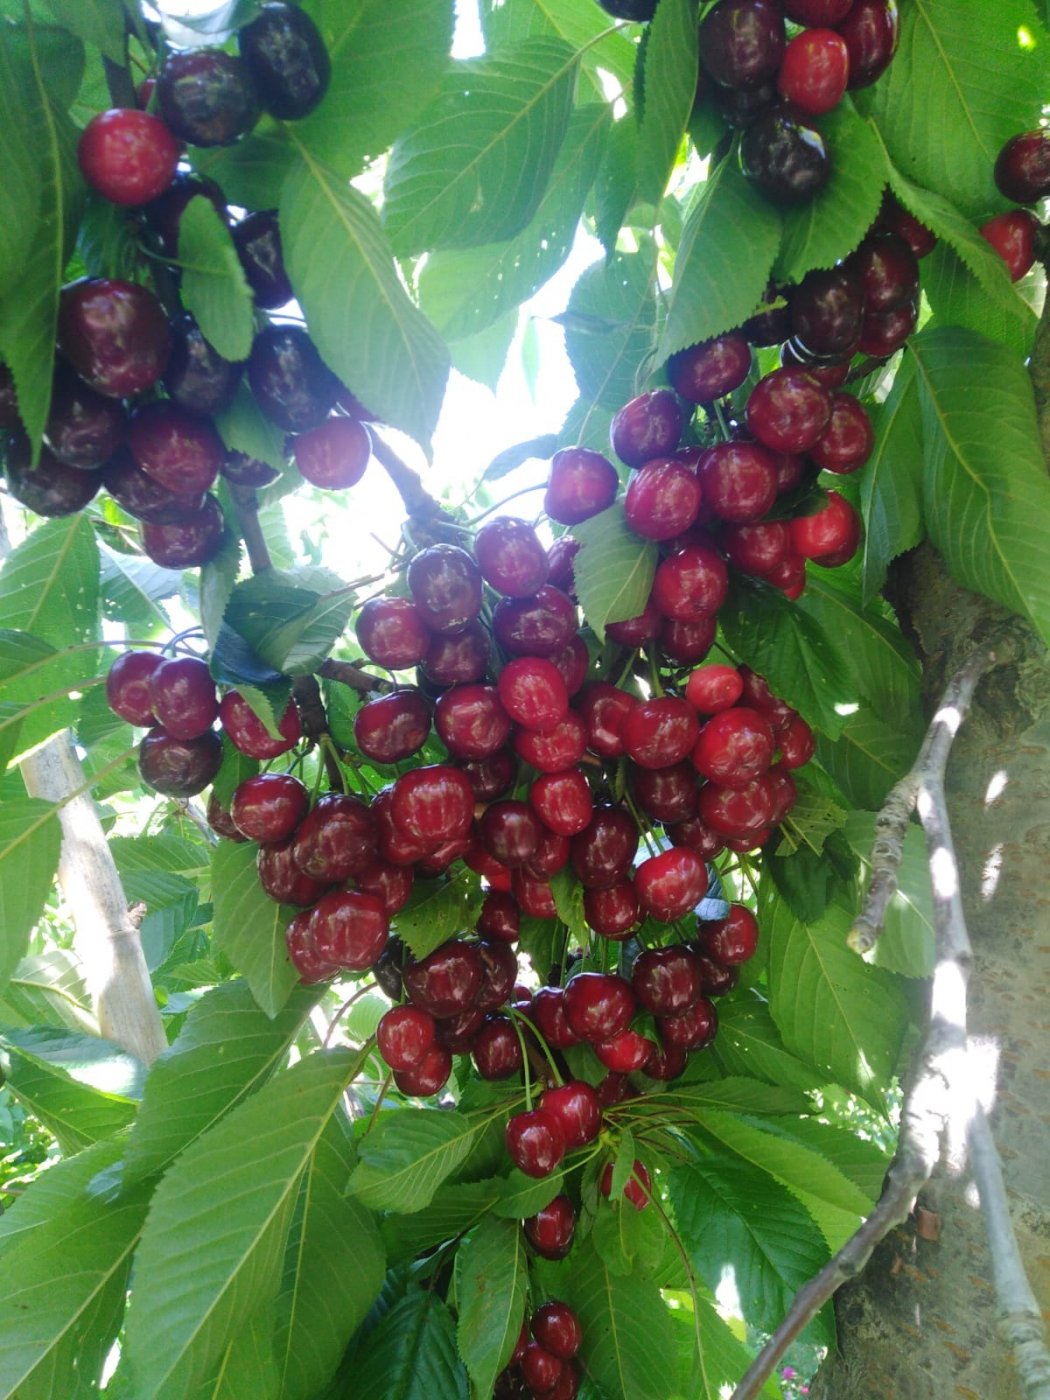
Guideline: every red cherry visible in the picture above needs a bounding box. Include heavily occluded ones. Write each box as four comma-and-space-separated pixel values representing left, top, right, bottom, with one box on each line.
697, 442, 779, 523
643, 1041, 689, 1080
530, 770, 594, 837
479, 800, 542, 869
780, 341, 851, 391
698, 0, 785, 90
311, 890, 389, 971
521, 1343, 564, 1395
391, 765, 475, 844
562, 971, 636, 1042
103, 449, 205, 524
257, 836, 331, 906
789, 489, 861, 561
599, 1159, 651, 1210
354, 690, 431, 765
475, 940, 519, 1012
652, 544, 728, 621
847, 231, 919, 313
738, 669, 797, 732
286, 911, 336, 984
777, 29, 850, 115
631, 762, 698, 824
356, 597, 430, 670
808, 392, 874, 473
610, 390, 682, 468
476, 889, 521, 942
525, 827, 572, 880
460, 750, 517, 803
474, 516, 549, 597
995, 129, 1050, 205
524, 1195, 576, 1258
605, 594, 663, 647
698, 904, 760, 964
594, 1028, 656, 1073
857, 298, 918, 357
464, 840, 513, 890
219, 690, 301, 759
624, 459, 703, 541
549, 636, 589, 696
692, 707, 775, 786
659, 615, 717, 665
668, 814, 727, 860
408, 544, 483, 635
779, 714, 816, 768
528, 986, 580, 1050
632, 945, 702, 1015
355, 858, 414, 915
722, 520, 791, 577
434, 1005, 486, 1053
623, 696, 700, 770
547, 536, 580, 595
545, 448, 619, 525
394, 1042, 453, 1096
874, 192, 936, 259
293, 416, 371, 490
506, 1108, 566, 1178
532, 1302, 583, 1362
980, 210, 1040, 283
515, 711, 588, 773
789, 266, 865, 358
404, 939, 484, 1018
635, 847, 708, 920
512, 869, 558, 918
577, 683, 637, 758
497, 657, 569, 732
472, 1017, 524, 1079
127, 401, 224, 497
44, 361, 127, 469
785, 0, 853, 21
765, 762, 798, 823
292, 792, 377, 881
492, 586, 577, 658
836, 0, 899, 88
140, 495, 226, 570
138, 725, 222, 798
377, 1004, 436, 1071
435, 684, 512, 761
698, 775, 775, 837
231, 772, 308, 842
766, 553, 807, 599
746, 368, 832, 453
658, 996, 718, 1049
58, 278, 171, 398
583, 881, 641, 939
106, 650, 163, 726
667, 334, 752, 403
540, 1080, 603, 1147
548, 1362, 580, 1400
78, 108, 180, 206
422, 621, 491, 685
570, 805, 639, 889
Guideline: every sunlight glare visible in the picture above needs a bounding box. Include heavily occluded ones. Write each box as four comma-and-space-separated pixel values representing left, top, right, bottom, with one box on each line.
980, 843, 1004, 901
984, 769, 1009, 805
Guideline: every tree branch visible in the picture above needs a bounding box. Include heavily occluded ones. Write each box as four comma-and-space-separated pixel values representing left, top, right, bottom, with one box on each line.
316, 657, 393, 694
229, 484, 273, 573
369, 431, 447, 522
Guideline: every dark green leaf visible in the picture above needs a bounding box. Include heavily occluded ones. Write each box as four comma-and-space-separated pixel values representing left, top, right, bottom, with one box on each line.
214, 382, 288, 474
0, 797, 61, 996
393, 869, 483, 960
635, 0, 698, 206
348, 1110, 480, 1212
211, 840, 299, 1018
590, 1193, 665, 1278
921, 239, 1036, 357
0, 627, 103, 766
177, 197, 255, 363
860, 356, 925, 601
351, 1293, 468, 1400
816, 705, 921, 809
709, 996, 824, 1090
843, 811, 936, 977
223, 566, 353, 676
0, 1027, 137, 1154
194, 123, 295, 209
482, 433, 561, 484
455, 1215, 528, 1397
40, 0, 125, 60
209, 621, 285, 689
0, 947, 94, 1034
0, 513, 99, 647
573, 504, 659, 639
482, 0, 637, 99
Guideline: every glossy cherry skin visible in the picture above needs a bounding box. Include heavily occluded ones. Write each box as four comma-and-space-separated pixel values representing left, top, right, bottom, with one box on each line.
510, 871, 554, 919
874, 192, 936, 258
698, 773, 775, 838
220, 690, 301, 759
479, 800, 543, 869
146, 656, 218, 740
737, 669, 796, 732
58, 279, 170, 398
722, 519, 791, 577
408, 544, 484, 635
248, 323, 339, 432
699, 904, 760, 964
294, 416, 371, 490
746, 368, 832, 453
230, 772, 308, 842
422, 621, 491, 685
583, 881, 640, 939
995, 130, 1050, 205
667, 814, 727, 860
540, 1080, 603, 1148
643, 1041, 689, 1081
524, 1195, 576, 1259
660, 615, 717, 665
777, 715, 815, 770
520, 1342, 564, 1396
698, 0, 785, 90
652, 545, 728, 621
435, 684, 511, 760
472, 1017, 524, 1079
790, 266, 865, 357
605, 596, 661, 646
258, 836, 331, 906
355, 857, 414, 915
515, 713, 588, 775
461, 751, 517, 804
354, 691, 430, 765
404, 939, 483, 1018
600, 1159, 651, 1210
847, 231, 918, 314
836, 0, 899, 88
809, 392, 874, 473
391, 764, 475, 845
658, 996, 718, 1050
138, 726, 222, 797
144, 173, 228, 261
550, 642, 586, 711
563, 971, 636, 1042
393, 1042, 453, 1097
377, 1004, 436, 1072
635, 847, 709, 920
740, 103, 830, 205
220, 452, 279, 489
524, 826, 570, 880
696, 442, 778, 523
530, 770, 593, 837
157, 48, 260, 147
492, 586, 577, 658
78, 108, 179, 206
685, 665, 743, 714
162, 313, 242, 419
532, 1302, 583, 1361
693, 706, 775, 786
128, 401, 223, 496
575, 683, 634, 759
632, 762, 698, 823
632, 945, 703, 1016
528, 986, 580, 1049
570, 806, 639, 889
497, 657, 568, 732
238, 0, 331, 120
785, 0, 853, 20
285, 912, 337, 984
44, 362, 126, 470
106, 650, 163, 726
141, 495, 226, 569
545, 447, 619, 525
4, 439, 100, 516
610, 390, 682, 467
789, 489, 861, 561
477, 889, 520, 943
980, 210, 1039, 283
597, 1027, 657, 1072
357, 597, 429, 670
475, 940, 519, 1012
624, 458, 703, 540
623, 696, 701, 770
232, 209, 293, 308
506, 1108, 566, 1178
777, 28, 849, 115
779, 341, 851, 391
474, 516, 549, 597
857, 298, 918, 358
547, 536, 580, 597
667, 334, 751, 403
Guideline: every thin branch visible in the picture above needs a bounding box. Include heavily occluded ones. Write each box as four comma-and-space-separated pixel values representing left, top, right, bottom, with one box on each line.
229, 484, 273, 573
369, 431, 446, 521
316, 657, 393, 694
292, 674, 345, 789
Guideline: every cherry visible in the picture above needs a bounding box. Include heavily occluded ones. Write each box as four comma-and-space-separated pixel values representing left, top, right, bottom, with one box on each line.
532, 1302, 582, 1362
746, 368, 832, 452
357, 597, 429, 670
475, 516, 549, 597
667, 334, 752, 403
699, 904, 760, 964
779, 341, 851, 391
547, 536, 579, 597
980, 210, 1039, 283
697, 944, 744, 988
157, 49, 260, 147
765, 762, 798, 823
521, 1342, 564, 1395
506, 1109, 566, 1178
422, 621, 491, 685
524, 826, 570, 879
696, 442, 778, 523
435, 684, 512, 760
836, 0, 899, 88
220, 452, 279, 489
106, 651, 163, 726
995, 130, 1050, 205
583, 881, 641, 939
857, 297, 917, 358
667, 815, 726, 860
432, 1004, 483, 1053
128, 401, 223, 497
599, 1159, 651, 1210
58, 278, 170, 398
138, 726, 222, 797
660, 615, 717, 664
528, 986, 580, 1049
238, 1, 331, 120
610, 389, 682, 467
146, 656, 217, 740
698, 0, 785, 90
391, 764, 475, 845
248, 324, 339, 432
44, 362, 126, 470
394, 1042, 453, 1097
258, 836, 331, 905
743, 297, 792, 346
632, 945, 702, 1016
778, 714, 816, 768
623, 696, 700, 770
722, 519, 791, 577
563, 971, 636, 1042
229, 772, 307, 843
785, 0, 853, 21
377, 1004, 436, 1072
530, 770, 593, 837
160, 314, 242, 419
738, 668, 796, 731
540, 1080, 602, 1147
809, 392, 874, 473
293, 416, 371, 490
605, 596, 662, 646
515, 712, 588, 772
545, 447, 619, 525
652, 544, 728, 621
372, 935, 406, 1001
479, 800, 543, 868
698, 773, 775, 837
570, 805, 638, 889
596, 1027, 656, 1073
550, 636, 589, 696
658, 996, 718, 1050
286, 913, 337, 984
497, 658, 569, 732
624, 458, 703, 540
772, 447, 809, 491
465, 841, 513, 890
472, 1017, 523, 1079
777, 29, 849, 115
145, 173, 228, 260
219, 690, 301, 759
205, 797, 243, 842
232, 209, 293, 308
693, 706, 775, 786
767, 554, 806, 595
790, 267, 865, 357
354, 690, 431, 764
632, 761, 698, 823
475, 940, 519, 1012
492, 585, 577, 657
462, 750, 517, 803
78, 108, 179, 206
511, 870, 555, 921
408, 544, 484, 635
477, 889, 521, 943
141, 494, 226, 568
523, 1195, 576, 1259
740, 103, 830, 205
789, 488, 861, 560
847, 231, 919, 313
404, 939, 483, 1018
355, 857, 413, 915
374, 787, 434, 865
635, 847, 709, 920
574, 683, 633, 759
874, 192, 936, 259
643, 1041, 689, 1080
4, 440, 101, 517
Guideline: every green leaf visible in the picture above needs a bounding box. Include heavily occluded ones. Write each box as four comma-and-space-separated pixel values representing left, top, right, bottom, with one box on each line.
350, 1293, 468, 1400
200, 535, 243, 650
448, 310, 518, 391
224, 566, 354, 676
482, 0, 637, 100
348, 1110, 480, 1213
670, 1157, 832, 1343
660, 156, 781, 362
214, 381, 288, 474
0, 1027, 137, 1154
909, 327, 1050, 644
393, 869, 483, 960
816, 705, 921, 810
774, 101, 885, 284
573, 503, 658, 638
380, 1179, 500, 1263
0, 796, 61, 995
280, 158, 449, 450
194, 123, 296, 210
296, 0, 453, 177
591, 1193, 665, 1279
559, 1237, 678, 1400
124, 1048, 364, 1400
0, 1137, 121, 1255
455, 1215, 528, 1398
420, 103, 611, 343
672, 1290, 783, 1400
635, 0, 698, 206
193, 1309, 280, 1400
274, 1118, 386, 1400
98, 544, 180, 630
860, 357, 925, 602
766, 893, 906, 1098
125, 980, 318, 1183
922, 241, 1036, 359
0, 513, 99, 647
709, 996, 824, 1090
177, 197, 255, 364
39, 0, 124, 58
843, 811, 936, 977
383, 39, 578, 255
0, 628, 103, 766
647, 1076, 813, 1117
776, 781, 848, 859
563, 241, 659, 415
0, 947, 94, 1034
211, 840, 300, 1018
869, 0, 1050, 217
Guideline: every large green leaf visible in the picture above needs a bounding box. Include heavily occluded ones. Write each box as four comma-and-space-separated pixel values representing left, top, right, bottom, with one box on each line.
348, 1110, 480, 1212
0, 947, 94, 1034
280, 158, 449, 450
39, 0, 124, 59
210, 840, 300, 1018
0, 1138, 121, 1254
844, 811, 936, 978
98, 544, 181, 631
921, 240, 1036, 357
214, 381, 288, 475
860, 357, 925, 602
909, 327, 1050, 644
573, 503, 659, 638
709, 997, 827, 1090
124, 1048, 364, 1400
0, 628, 103, 768
482, 0, 637, 99
223, 566, 355, 676
177, 196, 255, 363
671, 1290, 783, 1400
0, 797, 61, 995
351, 1293, 468, 1400
0, 1026, 138, 1154
563, 241, 659, 415
660, 156, 781, 363
455, 1215, 529, 1398
816, 705, 921, 810
869, 0, 1050, 217
393, 869, 484, 960
0, 514, 99, 647
384, 39, 578, 255
125, 980, 318, 1183
635, 0, 698, 206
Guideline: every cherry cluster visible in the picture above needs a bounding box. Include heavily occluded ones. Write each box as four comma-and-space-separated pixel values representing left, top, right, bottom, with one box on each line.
1, 4, 374, 564
498, 1300, 584, 1400
979, 128, 1050, 285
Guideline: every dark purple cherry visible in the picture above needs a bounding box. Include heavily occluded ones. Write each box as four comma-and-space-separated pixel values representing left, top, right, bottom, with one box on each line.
44, 362, 126, 469
163, 313, 243, 417
144, 172, 228, 259
698, 0, 785, 90
474, 516, 549, 597
740, 103, 831, 205
157, 49, 260, 148
790, 266, 865, 357
248, 323, 339, 432
846, 232, 919, 315
220, 452, 280, 488
292, 792, 376, 881
58, 278, 171, 399
610, 390, 682, 468
354, 690, 431, 764
491, 585, 576, 657
837, 0, 899, 89
128, 400, 223, 496
138, 726, 222, 797
102, 449, 205, 524
4, 437, 101, 516
141, 494, 225, 569
570, 805, 639, 890
408, 544, 484, 635
232, 210, 293, 309
667, 334, 752, 403
238, 1, 331, 121
995, 130, 1050, 205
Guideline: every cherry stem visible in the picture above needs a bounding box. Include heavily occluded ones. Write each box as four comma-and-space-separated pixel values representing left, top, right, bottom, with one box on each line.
320, 735, 347, 793
507, 1011, 535, 1110
646, 647, 664, 697
614, 647, 640, 689
712, 399, 733, 442
363, 1068, 392, 1134
510, 1007, 565, 1088
322, 982, 377, 1048
466, 482, 547, 527
230, 485, 273, 573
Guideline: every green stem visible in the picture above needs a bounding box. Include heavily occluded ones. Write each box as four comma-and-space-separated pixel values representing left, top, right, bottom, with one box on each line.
510, 1006, 565, 1087
508, 1011, 535, 1111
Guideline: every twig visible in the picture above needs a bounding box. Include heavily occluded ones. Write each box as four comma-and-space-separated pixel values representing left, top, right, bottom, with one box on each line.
291, 674, 345, 790
316, 657, 393, 695
175, 798, 217, 845
369, 431, 447, 522
229, 484, 273, 573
